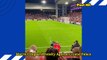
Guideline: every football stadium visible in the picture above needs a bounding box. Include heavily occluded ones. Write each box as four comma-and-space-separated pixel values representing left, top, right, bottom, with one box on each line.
26, 0, 82, 60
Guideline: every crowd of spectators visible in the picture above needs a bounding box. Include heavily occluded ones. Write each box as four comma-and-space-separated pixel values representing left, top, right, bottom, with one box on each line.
26, 13, 49, 20
26, 12, 82, 25
26, 41, 81, 60
68, 12, 82, 24
26, 13, 56, 20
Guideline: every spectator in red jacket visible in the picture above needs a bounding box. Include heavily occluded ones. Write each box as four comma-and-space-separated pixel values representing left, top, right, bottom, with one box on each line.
53, 42, 61, 52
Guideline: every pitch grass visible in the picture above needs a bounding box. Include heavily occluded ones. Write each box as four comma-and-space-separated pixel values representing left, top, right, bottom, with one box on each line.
26, 20, 82, 53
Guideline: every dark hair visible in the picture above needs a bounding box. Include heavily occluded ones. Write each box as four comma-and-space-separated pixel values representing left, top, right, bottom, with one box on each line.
46, 47, 59, 60
75, 40, 78, 43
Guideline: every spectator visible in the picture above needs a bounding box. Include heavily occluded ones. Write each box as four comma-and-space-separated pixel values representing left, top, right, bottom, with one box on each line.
53, 42, 61, 52
45, 47, 59, 60
26, 45, 39, 60
73, 40, 80, 47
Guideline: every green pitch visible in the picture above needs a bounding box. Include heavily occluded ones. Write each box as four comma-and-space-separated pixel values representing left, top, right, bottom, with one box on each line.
26, 20, 82, 53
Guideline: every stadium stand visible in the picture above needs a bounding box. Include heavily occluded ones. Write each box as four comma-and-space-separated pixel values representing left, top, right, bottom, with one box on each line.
26, 0, 82, 25
26, 40, 81, 60
26, 12, 82, 25
68, 12, 82, 24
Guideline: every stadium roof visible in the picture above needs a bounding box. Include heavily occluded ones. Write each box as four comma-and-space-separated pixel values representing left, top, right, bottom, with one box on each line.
26, 0, 55, 4
57, 0, 81, 4
26, 0, 81, 4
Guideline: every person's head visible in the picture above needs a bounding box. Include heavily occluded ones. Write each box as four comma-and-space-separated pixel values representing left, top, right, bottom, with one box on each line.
75, 40, 78, 43
30, 45, 37, 53
26, 45, 38, 60
46, 47, 59, 60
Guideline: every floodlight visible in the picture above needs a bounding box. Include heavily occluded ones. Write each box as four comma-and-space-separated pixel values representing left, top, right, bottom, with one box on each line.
65, 2, 69, 5
72, 0, 76, 1
41, 0, 46, 4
